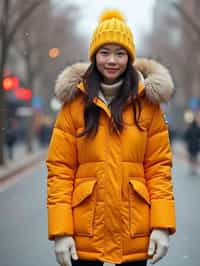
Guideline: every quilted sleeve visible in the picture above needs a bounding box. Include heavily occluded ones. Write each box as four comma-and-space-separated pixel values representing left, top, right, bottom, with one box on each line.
46, 103, 77, 240
144, 104, 176, 234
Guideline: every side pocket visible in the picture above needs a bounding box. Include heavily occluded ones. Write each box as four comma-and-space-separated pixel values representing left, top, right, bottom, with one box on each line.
129, 179, 151, 237
72, 179, 97, 236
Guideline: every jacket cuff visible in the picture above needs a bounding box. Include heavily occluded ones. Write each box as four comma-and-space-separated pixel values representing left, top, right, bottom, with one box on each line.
150, 199, 176, 234
48, 205, 74, 240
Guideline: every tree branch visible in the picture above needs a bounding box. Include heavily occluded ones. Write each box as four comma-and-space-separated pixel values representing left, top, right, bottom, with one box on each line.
7, 0, 44, 47
173, 2, 200, 39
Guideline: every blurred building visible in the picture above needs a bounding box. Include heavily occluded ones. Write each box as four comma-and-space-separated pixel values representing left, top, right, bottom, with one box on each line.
150, 0, 184, 130
153, 0, 182, 47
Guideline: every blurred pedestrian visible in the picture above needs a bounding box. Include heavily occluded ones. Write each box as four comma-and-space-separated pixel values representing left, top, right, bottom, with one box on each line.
184, 117, 200, 175
5, 119, 18, 160
168, 126, 177, 145
38, 123, 52, 147
46, 9, 176, 266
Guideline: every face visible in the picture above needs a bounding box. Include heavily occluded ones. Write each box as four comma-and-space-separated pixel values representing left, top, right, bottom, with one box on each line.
96, 44, 129, 84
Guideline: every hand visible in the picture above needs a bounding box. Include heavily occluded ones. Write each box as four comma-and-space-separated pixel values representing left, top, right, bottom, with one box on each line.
54, 236, 78, 266
148, 229, 169, 264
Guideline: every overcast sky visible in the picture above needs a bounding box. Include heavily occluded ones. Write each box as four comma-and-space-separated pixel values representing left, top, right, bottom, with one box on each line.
62, 0, 156, 47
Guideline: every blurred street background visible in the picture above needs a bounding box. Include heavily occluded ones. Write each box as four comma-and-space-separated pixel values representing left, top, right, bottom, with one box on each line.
0, 0, 200, 265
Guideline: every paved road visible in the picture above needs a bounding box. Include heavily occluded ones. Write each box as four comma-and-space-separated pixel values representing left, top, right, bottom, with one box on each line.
0, 156, 200, 266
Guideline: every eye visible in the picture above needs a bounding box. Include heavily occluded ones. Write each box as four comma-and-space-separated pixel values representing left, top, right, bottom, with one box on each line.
117, 52, 126, 56
100, 50, 108, 55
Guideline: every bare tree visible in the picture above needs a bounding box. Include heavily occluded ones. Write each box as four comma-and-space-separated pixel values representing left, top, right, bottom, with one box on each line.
10, 2, 87, 152
0, 0, 45, 165
172, 1, 200, 40
141, 0, 200, 129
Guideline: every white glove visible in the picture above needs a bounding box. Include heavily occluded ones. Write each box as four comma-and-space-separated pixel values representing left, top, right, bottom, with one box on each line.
148, 229, 169, 264
54, 236, 78, 266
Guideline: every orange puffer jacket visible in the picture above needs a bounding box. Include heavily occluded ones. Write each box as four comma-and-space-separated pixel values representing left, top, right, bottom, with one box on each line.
46, 58, 176, 264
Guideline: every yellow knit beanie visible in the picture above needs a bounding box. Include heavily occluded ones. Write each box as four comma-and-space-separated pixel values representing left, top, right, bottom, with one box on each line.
89, 9, 136, 62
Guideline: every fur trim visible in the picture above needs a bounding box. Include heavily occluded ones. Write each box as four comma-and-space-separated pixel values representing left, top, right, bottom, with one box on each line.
134, 58, 174, 103
54, 58, 174, 104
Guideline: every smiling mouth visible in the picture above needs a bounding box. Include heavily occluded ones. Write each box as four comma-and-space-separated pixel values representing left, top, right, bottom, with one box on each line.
105, 68, 119, 73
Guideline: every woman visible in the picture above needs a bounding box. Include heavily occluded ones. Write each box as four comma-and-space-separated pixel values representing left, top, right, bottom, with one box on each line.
46, 10, 176, 266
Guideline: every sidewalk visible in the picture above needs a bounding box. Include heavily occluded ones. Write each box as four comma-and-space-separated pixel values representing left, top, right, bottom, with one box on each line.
0, 140, 47, 182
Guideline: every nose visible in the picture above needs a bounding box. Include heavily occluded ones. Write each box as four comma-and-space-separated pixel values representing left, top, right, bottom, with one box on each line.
107, 54, 116, 64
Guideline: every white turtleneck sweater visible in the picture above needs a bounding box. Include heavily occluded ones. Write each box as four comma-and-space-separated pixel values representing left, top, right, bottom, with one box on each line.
99, 79, 124, 106
98, 71, 144, 106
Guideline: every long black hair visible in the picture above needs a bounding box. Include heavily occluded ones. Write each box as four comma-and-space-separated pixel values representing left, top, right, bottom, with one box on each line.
78, 57, 143, 138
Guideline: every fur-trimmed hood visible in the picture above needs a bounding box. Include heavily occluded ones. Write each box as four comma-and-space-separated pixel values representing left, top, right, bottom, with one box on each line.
54, 58, 174, 104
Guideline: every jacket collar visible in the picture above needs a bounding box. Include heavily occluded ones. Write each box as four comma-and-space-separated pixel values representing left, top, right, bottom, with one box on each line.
76, 77, 145, 118
54, 58, 174, 106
